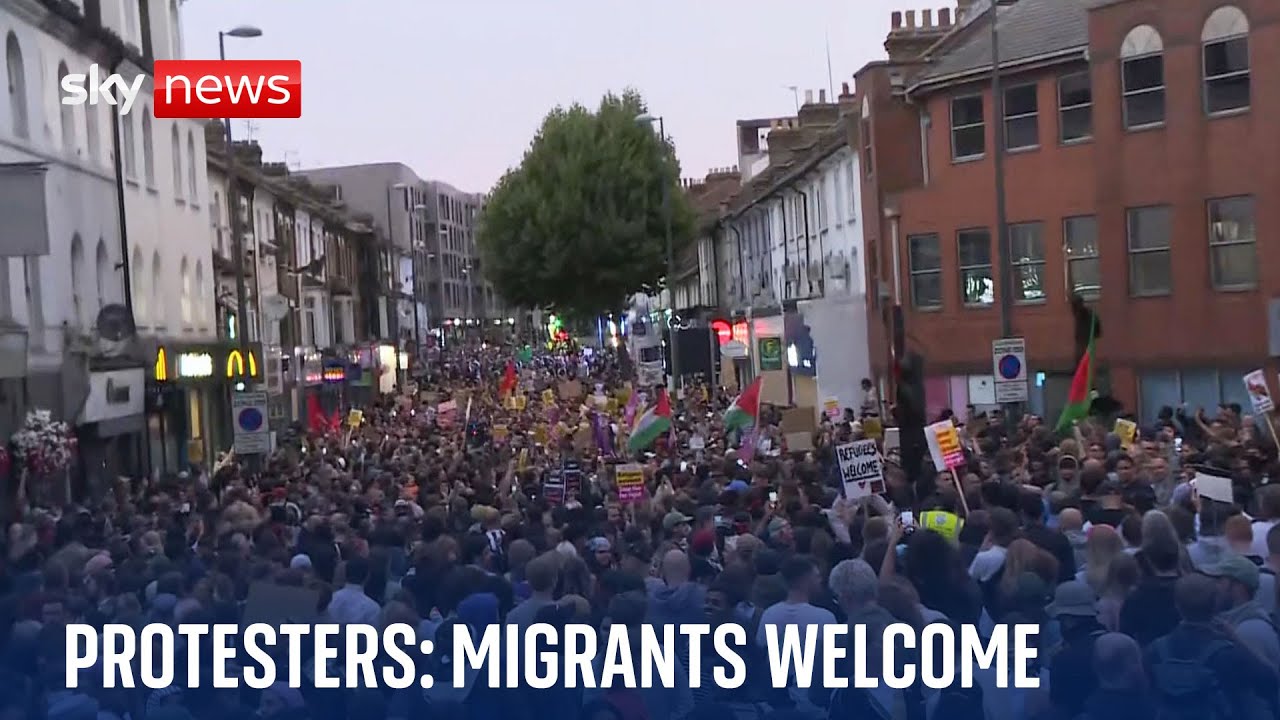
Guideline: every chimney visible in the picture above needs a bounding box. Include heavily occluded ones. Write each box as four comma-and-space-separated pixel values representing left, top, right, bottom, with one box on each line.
818, 88, 827, 103
804, 89, 814, 105
837, 80, 858, 117
884, 6, 955, 63
797, 99, 840, 128
232, 140, 263, 168
262, 162, 290, 177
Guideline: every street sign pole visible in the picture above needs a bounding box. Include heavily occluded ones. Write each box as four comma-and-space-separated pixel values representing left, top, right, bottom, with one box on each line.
992, 338, 1028, 426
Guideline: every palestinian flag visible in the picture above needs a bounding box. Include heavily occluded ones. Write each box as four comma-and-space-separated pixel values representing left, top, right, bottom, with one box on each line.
724, 376, 763, 432
1055, 315, 1096, 433
627, 388, 672, 453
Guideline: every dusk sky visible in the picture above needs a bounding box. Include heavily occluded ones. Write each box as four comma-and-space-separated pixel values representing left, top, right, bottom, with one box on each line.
182, 0, 922, 194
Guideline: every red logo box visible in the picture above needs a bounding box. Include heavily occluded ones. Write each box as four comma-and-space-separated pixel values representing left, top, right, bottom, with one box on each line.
152, 60, 301, 119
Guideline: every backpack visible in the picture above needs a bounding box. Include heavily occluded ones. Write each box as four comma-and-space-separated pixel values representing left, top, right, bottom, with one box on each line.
1147, 636, 1235, 720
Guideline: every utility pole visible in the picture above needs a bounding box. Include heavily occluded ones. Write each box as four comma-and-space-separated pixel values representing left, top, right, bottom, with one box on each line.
990, 1, 1020, 424
220, 31, 252, 372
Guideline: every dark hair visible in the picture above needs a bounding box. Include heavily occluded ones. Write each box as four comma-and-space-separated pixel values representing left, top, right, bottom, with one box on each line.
344, 555, 370, 585
779, 555, 818, 588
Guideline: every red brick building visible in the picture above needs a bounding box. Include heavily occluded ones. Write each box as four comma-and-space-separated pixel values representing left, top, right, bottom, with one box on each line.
854, 0, 1279, 422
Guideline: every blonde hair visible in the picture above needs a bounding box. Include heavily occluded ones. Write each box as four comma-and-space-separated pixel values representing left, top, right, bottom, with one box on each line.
1084, 525, 1124, 592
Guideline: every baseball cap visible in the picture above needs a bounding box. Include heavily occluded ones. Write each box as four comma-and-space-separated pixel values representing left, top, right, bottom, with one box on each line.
1202, 553, 1260, 593
662, 511, 693, 531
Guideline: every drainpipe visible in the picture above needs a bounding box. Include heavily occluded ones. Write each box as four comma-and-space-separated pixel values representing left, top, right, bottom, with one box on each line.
108, 57, 133, 314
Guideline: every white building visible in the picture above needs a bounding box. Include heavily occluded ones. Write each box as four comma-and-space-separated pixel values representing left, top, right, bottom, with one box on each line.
718, 89, 873, 412
0, 0, 148, 481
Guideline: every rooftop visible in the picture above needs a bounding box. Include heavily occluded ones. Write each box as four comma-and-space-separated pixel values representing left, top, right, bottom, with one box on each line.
910, 0, 1090, 92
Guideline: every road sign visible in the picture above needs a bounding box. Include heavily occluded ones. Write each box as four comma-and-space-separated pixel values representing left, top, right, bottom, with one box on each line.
232, 390, 271, 454
992, 337, 1028, 403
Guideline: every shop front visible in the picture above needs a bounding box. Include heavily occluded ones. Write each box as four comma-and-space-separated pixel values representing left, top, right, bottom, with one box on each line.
76, 365, 146, 496
147, 342, 262, 473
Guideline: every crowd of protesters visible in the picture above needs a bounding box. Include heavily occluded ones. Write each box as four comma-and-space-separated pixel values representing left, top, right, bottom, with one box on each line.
2, 341, 1280, 720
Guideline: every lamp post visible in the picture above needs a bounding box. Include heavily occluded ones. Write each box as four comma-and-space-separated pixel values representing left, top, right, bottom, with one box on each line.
410, 203, 428, 357
635, 112, 678, 392
990, 1, 1020, 424
219, 25, 262, 377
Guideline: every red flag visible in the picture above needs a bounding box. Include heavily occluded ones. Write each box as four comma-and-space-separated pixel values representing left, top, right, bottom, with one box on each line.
306, 395, 327, 434
499, 361, 518, 397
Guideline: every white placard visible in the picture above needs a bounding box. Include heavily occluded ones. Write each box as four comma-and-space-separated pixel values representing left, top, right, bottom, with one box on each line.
1193, 472, 1233, 504
1243, 369, 1274, 414
837, 439, 884, 499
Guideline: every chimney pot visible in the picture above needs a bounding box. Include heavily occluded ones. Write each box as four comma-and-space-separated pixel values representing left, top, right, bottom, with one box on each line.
923, 9, 933, 27
905, 10, 916, 28
891, 10, 902, 29
939, 7, 952, 25
841, 81, 851, 95
804, 89, 814, 105
819, 88, 827, 103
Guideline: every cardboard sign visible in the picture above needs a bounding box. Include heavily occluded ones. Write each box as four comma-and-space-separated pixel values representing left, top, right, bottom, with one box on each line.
837, 439, 884, 499
784, 431, 813, 453
1193, 471, 1233, 504
562, 459, 583, 498
1114, 419, 1137, 448
346, 409, 364, 427
780, 407, 815, 435
925, 420, 965, 470
823, 397, 841, 422
559, 380, 583, 400
1244, 370, 1274, 414
616, 462, 645, 504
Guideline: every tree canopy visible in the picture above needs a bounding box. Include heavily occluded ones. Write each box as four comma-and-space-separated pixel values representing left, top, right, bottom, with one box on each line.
477, 89, 697, 319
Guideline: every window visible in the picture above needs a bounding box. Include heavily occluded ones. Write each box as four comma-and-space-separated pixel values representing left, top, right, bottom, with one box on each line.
958, 229, 994, 306
845, 159, 856, 221
95, 239, 110, 311
141, 111, 155, 187
1202, 6, 1250, 115
123, 0, 138, 44
85, 103, 100, 164
1009, 222, 1046, 301
1138, 368, 1252, 424
180, 257, 191, 325
122, 115, 137, 179
1127, 205, 1172, 296
1058, 72, 1093, 142
187, 132, 198, 201
861, 118, 873, 176
169, 0, 183, 58
1003, 84, 1039, 150
150, 251, 163, 330
1121, 26, 1166, 129
131, 248, 146, 324
194, 260, 205, 325
6, 32, 29, 139
57, 62, 75, 152
1064, 216, 1100, 299
950, 94, 985, 160
1207, 195, 1256, 289
70, 234, 84, 326
171, 126, 183, 199
908, 234, 942, 309
817, 178, 828, 231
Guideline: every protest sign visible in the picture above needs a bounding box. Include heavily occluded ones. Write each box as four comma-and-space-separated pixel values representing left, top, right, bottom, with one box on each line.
346, 409, 363, 427
492, 425, 509, 443
1244, 370, 1274, 413
615, 462, 645, 504
542, 389, 556, 406
836, 439, 884, 499
513, 394, 527, 411
1114, 419, 1137, 448
543, 470, 565, 505
823, 397, 841, 422
862, 417, 883, 439
1193, 471, 1233, 504
780, 407, 815, 435
925, 420, 965, 470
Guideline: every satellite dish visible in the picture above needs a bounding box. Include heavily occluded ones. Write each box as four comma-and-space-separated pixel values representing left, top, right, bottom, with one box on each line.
263, 294, 291, 322
95, 304, 137, 342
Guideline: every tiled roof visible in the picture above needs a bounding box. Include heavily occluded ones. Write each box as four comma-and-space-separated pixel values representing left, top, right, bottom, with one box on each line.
912, 0, 1089, 89
726, 117, 854, 218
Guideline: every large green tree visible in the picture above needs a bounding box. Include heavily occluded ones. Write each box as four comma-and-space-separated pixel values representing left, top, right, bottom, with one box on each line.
477, 89, 697, 319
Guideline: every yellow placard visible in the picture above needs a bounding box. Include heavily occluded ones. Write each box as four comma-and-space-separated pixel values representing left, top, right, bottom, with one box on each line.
493, 424, 509, 443
518, 448, 529, 471
823, 397, 841, 420
542, 389, 556, 406
533, 424, 549, 445
862, 417, 883, 440
346, 409, 364, 427
1114, 418, 1137, 448
514, 394, 527, 411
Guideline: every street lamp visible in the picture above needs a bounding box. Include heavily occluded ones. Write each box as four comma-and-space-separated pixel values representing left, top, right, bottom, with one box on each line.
635, 112, 679, 392
218, 24, 262, 373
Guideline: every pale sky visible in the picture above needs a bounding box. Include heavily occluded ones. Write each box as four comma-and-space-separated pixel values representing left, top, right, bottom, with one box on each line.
182, 0, 919, 194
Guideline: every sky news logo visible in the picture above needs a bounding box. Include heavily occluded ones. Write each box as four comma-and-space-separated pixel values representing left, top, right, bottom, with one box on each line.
60, 60, 301, 118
